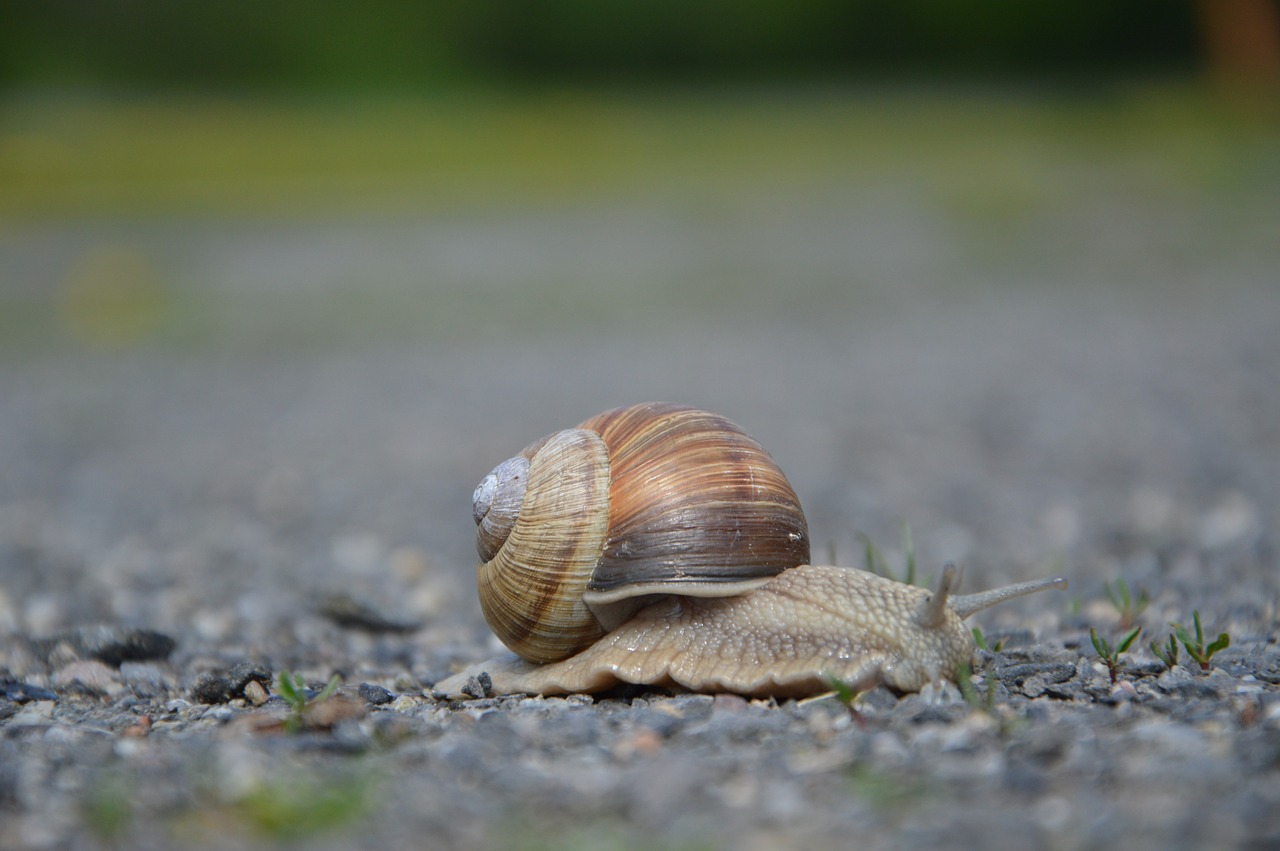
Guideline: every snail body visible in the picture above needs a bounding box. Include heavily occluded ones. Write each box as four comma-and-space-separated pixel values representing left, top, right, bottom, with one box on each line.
441, 402, 1065, 699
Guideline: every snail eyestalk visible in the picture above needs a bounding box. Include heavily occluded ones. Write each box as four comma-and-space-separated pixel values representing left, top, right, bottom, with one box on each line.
951, 575, 1068, 620
916, 562, 960, 628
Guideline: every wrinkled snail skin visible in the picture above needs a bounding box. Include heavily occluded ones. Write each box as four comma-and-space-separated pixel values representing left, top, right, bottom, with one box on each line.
434, 563, 1067, 699
449, 401, 1067, 700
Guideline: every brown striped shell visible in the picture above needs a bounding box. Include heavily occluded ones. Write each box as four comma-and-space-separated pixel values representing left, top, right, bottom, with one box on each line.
471, 402, 811, 664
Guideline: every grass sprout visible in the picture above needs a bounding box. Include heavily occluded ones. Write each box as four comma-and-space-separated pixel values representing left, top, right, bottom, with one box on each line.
82, 772, 133, 842
819, 675, 864, 722
235, 771, 378, 841
972, 627, 1005, 653
1150, 632, 1180, 670
278, 670, 342, 733
1104, 578, 1150, 630
1172, 611, 1230, 671
859, 522, 922, 586
1090, 625, 1141, 685
956, 662, 997, 714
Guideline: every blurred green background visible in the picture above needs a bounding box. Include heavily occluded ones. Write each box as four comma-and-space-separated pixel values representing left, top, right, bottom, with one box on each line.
0, 1, 1204, 90
2, 1, 1278, 352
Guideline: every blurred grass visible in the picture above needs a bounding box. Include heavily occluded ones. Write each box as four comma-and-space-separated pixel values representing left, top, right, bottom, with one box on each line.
2, 84, 1278, 355
3, 85, 1277, 218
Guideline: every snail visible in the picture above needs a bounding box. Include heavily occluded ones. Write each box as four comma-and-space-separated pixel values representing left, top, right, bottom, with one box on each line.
436, 402, 1066, 699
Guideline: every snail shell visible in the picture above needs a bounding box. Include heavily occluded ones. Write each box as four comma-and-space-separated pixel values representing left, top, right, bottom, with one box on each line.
472, 402, 810, 664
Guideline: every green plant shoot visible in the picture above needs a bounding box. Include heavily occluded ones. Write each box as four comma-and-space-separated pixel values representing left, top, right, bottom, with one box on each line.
1091, 625, 1141, 685
1150, 633, 1180, 670
1104, 578, 1150, 629
277, 670, 342, 732
1172, 611, 1230, 671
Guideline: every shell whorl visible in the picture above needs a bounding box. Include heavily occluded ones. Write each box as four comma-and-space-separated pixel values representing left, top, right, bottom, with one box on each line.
473, 455, 530, 561
473, 402, 811, 664
477, 428, 613, 664
577, 404, 810, 597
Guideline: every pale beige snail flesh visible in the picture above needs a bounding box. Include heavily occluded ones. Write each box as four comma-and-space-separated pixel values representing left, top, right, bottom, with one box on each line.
437, 402, 1066, 699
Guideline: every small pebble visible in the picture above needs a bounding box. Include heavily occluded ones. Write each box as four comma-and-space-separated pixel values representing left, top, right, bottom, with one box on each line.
1020, 674, 1051, 699
9, 701, 55, 726
1157, 668, 1223, 699
317, 593, 421, 634
713, 693, 749, 712
611, 727, 664, 760
305, 693, 366, 729
55, 660, 123, 697
118, 662, 172, 696
37, 626, 176, 667
1108, 680, 1139, 703
242, 679, 270, 705
191, 674, 232, 705
461, 672, 492, 700
123, 715, 152, 738
0, 681, 58, 703
999, 662, 1077, 686
227, 662, 272, 696
205, 706, 235, 723
359, 683, 395, 705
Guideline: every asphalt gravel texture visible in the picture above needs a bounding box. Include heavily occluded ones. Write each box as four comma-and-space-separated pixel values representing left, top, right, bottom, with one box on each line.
2, 177, 1279, 850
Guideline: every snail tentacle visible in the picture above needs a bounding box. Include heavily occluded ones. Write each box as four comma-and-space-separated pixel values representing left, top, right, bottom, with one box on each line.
950, 575, 1068, 620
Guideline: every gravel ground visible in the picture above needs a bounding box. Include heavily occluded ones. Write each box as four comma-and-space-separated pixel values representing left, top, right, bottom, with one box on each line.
3, 166, 1279, 848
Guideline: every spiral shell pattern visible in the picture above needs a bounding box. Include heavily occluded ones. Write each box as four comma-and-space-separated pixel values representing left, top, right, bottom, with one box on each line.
474, 402, 811, 663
